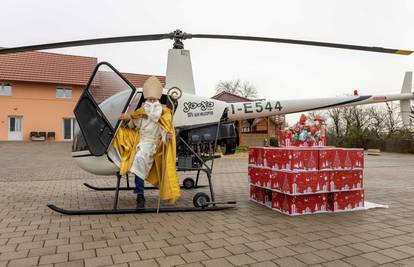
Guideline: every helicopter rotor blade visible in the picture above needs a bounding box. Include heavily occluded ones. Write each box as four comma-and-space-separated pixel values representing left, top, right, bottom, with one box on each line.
0, 33, 171, 54
0, 30, 411, 56
190, 34, 413, 55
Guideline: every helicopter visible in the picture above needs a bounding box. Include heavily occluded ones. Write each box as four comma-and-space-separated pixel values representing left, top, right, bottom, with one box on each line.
1, 29, 413, 215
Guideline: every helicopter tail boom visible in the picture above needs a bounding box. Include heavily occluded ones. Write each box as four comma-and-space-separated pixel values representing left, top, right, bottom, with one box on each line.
227, 92, 414, 125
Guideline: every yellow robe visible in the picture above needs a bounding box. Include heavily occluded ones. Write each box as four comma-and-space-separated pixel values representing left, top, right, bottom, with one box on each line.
112, 105, 181, 204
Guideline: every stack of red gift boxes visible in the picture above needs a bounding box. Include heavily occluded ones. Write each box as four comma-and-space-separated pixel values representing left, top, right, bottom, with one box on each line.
249, 146, 365, 216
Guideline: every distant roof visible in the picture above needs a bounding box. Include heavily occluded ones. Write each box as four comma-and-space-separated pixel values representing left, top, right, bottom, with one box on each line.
0, 51, 165, 87
122, 72, 165, 88
211, 91, 252, 103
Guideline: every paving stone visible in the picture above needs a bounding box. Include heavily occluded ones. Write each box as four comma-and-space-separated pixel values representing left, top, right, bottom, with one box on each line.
395, 245, 414, 255
268, 246, 297, 258
313, 249, 345, 261
28, 246, 56, 257
112, 252, 140, 264
69, 249, 96, 261
394, 257, 414, 266
0, 250, 29, 261
156, 255, 186, 266
322, 260, 353, 267
250, 261, 279, 267
161, 244, 188, 256
57, 243, 83, 253
8, 256, 39, 267
204, 247, 232, 258
181, 251, 210, 263
202, 258, 234, 267
295, 252, 326, 265
360, 251, 395, 264
96, 246, 123, 257
184, 242, 209, 252
145, 239, 170, 249
55, 260, 84, 267
205, 238, 231, 248
248, 250, 278, 261
273, 256, 307, 267
84, 256, 113, 267
138, 248, 165, 259
39, 253, 68, 265
379, 248, 412, 260
342, 255, 378, 267
331, 245, 362, 257
226, 253, 256, 266
225, 244, 253, 254
16, 241, 43, 251
129, 259, 159, 267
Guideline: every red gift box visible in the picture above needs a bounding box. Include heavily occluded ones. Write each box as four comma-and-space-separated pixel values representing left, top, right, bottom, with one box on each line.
278, 131, 293, 147
248, 167, 270, 188
327, 190, 364, 212
329, 170, 363, 191
319, 148, 364, 170
342, 149, 364, 169
270, 170, 283, 190
264, 147, 319, 171
278, 171, 329, 195
250, 185, 265, 204
272, 192, 328, 215
248, 147, 264, 166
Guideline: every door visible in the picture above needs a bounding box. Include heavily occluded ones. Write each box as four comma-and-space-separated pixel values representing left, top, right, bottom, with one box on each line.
63, 118, 76, 140
8, 116, 23, 141
74, 62, 137, 156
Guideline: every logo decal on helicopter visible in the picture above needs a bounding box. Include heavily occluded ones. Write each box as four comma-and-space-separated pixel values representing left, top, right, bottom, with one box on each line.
183, 101, 215, 117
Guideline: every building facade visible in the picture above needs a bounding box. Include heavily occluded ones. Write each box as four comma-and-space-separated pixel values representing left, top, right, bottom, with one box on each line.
0, 51, 164, 141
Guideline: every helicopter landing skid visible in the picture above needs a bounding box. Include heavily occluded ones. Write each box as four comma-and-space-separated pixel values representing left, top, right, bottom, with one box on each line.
47, 204, 234, 215
47, 173, 236, 215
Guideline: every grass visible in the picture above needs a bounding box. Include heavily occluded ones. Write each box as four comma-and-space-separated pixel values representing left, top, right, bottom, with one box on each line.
236, 145, 249, 153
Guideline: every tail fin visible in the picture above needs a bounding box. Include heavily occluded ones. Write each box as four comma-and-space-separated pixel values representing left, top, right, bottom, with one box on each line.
400, 72, 412, 126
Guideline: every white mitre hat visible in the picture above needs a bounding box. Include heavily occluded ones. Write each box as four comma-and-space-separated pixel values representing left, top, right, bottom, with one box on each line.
143, 76, 163, 99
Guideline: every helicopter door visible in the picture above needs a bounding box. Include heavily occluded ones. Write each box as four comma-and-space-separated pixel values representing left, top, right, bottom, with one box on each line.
74, 62, 137, 156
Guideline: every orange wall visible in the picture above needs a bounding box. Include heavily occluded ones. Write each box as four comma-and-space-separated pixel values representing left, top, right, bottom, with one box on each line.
0, 81, 83, 141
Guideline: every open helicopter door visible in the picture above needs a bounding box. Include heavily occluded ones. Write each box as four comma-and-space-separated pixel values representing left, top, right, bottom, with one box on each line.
74, 62, 138, 156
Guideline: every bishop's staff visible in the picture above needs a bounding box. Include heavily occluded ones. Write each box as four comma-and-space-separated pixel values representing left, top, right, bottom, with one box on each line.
157, 87, 182, 214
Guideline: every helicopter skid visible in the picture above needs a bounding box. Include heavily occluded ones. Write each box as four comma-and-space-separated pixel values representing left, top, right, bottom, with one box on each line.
83, 183, 208, 191
47, 204, 235, 215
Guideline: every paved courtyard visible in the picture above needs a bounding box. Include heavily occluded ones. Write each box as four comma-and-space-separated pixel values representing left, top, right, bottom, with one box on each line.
0, 142, 414, 267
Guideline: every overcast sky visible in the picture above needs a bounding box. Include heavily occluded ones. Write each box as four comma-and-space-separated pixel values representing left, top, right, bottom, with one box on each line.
2, 0, 414, 122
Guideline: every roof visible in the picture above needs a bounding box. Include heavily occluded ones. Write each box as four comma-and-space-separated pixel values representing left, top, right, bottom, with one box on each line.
122, 72, 165, 88
0, 51, 165, 87
0, 51, 97, 86
211, 91, 252, 103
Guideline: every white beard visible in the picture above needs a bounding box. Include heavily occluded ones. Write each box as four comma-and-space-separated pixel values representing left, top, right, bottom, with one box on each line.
144, 101, 162, 122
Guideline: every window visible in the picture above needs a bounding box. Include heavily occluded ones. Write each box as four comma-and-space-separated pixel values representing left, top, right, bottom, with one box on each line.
0, 82, 12, 96
56, 86, 72, 99
63, 118, 76, 140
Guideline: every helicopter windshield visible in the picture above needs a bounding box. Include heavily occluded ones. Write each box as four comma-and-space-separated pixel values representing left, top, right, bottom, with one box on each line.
88, 64, 135, 128
73, 62, 137, 156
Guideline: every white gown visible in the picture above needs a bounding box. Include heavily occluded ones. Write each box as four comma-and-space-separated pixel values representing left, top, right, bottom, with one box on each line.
128, 113, 166, 179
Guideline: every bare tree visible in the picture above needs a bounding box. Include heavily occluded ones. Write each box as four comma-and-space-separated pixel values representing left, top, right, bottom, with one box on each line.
215, 79, 258, 99
327, 108, 342, 137
367, 106, 386, 138
383, 103, 403, 137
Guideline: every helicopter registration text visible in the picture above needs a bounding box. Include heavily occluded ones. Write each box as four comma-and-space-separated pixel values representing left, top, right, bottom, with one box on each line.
229, 101, 283, 115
